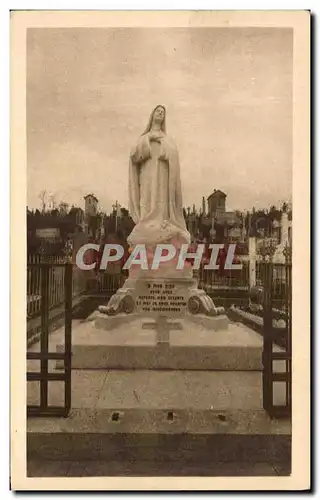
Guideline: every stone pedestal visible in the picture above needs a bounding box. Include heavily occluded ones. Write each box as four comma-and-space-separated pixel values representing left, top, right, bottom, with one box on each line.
98, 233, 225, 321
98, 276, 225, 320
93, 240, 228, 370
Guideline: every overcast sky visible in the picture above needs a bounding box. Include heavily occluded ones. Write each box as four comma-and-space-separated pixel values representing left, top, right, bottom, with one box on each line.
27, 27, 293, 213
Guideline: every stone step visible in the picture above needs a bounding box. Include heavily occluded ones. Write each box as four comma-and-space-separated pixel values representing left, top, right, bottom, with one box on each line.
27, 408, 291, 464
27, 365, 291, 469
27, 457, 290, 477
58, 343, 264, 370
27, 370, 291, 465
53, 315, 281, 370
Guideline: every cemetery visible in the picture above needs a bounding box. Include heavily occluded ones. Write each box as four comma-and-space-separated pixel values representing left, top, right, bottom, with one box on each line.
26, 106, 292, 478
26, 209, 292, 477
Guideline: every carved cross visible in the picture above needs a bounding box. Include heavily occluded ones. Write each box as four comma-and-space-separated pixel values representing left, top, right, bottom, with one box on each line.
142, 315, 182, 345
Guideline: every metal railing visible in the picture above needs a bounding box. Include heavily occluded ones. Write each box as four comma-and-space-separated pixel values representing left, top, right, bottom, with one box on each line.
27, 262, 73, 417
199, 262, 250, 290
259, 254, 292, 419
197, 262, 250, 309
256, 262, 289, 312
27, 254, 86, 320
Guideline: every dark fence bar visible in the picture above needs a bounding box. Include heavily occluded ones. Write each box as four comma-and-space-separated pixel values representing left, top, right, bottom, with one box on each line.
261, 258, 292, 419
40, 264, 49, 410
64, 263, 73, 415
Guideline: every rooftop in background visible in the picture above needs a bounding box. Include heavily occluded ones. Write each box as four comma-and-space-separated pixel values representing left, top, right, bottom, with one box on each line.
84, 193, 99, 203
207, 190, 227, 200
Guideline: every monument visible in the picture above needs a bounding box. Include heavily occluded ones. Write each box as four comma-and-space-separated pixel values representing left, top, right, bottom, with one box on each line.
55, 107, 276, 372
98, 105, 225, 326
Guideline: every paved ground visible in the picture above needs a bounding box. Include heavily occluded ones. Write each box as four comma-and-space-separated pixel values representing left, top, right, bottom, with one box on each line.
27, 368, 289, 409
27, 317, 291, 478
27, 459, 290, 477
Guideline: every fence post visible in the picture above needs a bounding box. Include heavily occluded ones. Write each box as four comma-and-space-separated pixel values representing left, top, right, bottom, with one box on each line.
40, 264, 49, 409
64, 263, 73, 415
259, 240, 277, 415
262, 259, 273, 413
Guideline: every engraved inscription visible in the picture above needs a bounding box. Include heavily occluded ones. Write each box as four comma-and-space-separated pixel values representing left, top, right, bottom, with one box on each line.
136, 282, 187, 314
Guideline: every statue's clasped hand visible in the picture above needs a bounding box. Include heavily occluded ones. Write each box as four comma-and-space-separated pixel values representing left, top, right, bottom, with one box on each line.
148, 132, 162, 143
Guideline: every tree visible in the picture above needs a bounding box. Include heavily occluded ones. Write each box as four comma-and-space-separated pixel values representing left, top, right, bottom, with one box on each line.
38, 190, 47, 212
47, 192, 57, 210
268, 205, 282, 223
58, 202, 69, 216
120, 207, 129, 217
269, 205, 277, 214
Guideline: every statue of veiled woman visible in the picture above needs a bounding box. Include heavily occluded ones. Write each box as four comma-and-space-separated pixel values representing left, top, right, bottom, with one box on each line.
98, 106, 225, 317
127, 105, 191, 247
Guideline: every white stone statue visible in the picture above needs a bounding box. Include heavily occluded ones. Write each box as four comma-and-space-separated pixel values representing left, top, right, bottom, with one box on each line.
128, 105, 190, 246
98, 105, 225, 319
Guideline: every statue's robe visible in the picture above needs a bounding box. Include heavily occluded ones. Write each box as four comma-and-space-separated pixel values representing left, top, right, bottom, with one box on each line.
128, 130, 190, 247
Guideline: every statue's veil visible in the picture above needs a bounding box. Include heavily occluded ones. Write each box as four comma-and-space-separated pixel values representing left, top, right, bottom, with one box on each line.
128, 103, 190, 244
141, 105, 167, 135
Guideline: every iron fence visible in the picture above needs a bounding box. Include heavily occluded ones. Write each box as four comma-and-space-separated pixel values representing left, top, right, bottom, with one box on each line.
27, 262, 73, 417
27, 254, 86, 320
198, 262, 250, 308
260, 258, 292, 419
199, 261, 250, 289
256, 262, 290, 314
86, 270, 127, 297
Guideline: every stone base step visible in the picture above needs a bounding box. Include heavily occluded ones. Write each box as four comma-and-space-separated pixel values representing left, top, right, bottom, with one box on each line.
27, 409, 291, 465
58, 344, 263, 370
54, 315, 277, 371
27, 458, 290, 477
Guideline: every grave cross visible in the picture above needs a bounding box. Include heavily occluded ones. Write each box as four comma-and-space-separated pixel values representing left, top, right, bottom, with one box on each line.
142, 315, 182, 345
